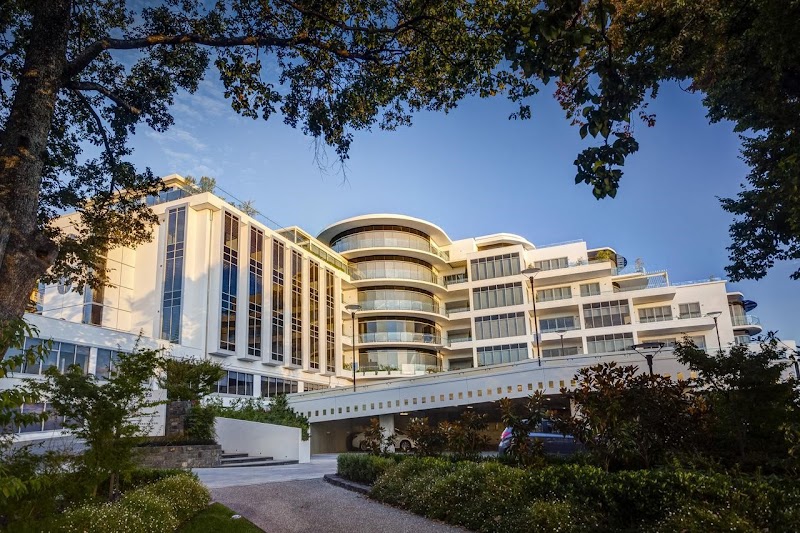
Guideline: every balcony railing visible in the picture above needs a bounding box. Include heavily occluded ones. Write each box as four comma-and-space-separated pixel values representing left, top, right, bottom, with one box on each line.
445, 336, 472, 346
359, 332, 442, 344
446, 306, 471, 315
359, 300, 444, 315
731, 315, 760, 327
332, 231, 450, 261
443, 273, 468, 286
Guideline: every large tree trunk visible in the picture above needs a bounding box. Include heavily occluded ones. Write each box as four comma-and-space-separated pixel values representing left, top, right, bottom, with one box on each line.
0, 0, 70, 345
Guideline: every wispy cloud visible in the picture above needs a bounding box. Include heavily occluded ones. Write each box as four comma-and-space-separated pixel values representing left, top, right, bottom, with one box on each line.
145, 127, 207, 151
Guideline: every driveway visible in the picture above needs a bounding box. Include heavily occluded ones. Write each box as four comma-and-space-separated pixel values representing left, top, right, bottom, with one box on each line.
212, 478, 466, 533
193, 453, 339, 489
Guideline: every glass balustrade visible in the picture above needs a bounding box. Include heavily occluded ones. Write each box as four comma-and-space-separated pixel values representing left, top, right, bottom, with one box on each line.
357, 348, 439, 371
359, 332, 442, 344
332, 229, 449, 260
352, 259, 441, 285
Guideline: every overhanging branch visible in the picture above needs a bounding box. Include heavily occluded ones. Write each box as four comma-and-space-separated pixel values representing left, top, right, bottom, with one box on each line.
67, 81, 141, 116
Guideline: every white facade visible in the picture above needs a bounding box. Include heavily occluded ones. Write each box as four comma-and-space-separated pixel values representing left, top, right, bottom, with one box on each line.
4, 174, 776, 437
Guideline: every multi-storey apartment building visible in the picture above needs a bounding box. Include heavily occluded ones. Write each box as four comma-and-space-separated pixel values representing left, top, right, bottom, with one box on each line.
3, 174, 769, 438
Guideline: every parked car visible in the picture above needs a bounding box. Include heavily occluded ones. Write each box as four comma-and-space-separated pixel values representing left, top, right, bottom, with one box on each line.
497, 419, 579, 456
351, 430, 416, 452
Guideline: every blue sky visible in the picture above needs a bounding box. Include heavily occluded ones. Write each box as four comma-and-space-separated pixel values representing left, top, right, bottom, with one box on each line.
127, 78, 799, 343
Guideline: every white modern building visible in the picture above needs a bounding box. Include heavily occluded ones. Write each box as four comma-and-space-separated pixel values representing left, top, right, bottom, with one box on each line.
2, 174, 777, 442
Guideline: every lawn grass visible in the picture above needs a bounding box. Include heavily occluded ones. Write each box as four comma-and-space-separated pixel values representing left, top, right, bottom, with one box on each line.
178, 503, 263, 533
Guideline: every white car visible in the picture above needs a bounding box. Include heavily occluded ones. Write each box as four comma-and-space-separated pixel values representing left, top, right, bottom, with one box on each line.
351, 430, 416, 452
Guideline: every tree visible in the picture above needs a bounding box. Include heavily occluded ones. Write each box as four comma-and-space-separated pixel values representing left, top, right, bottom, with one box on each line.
158, 357, 224, 402
559, 363, 703, 470
237, 200, 259, 217
503, 1, 800, 280
0, 0, 536, 341
184, 175, 216, 193
498, 393, 549, 467
26, 344, 166, 499
674, 336, 800, 468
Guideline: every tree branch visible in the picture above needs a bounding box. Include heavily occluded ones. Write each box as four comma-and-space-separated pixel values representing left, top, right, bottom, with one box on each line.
276, 0, 430, 35
70, 89, 117, 193
64, 33, 382, 80
67, 81, 141, 116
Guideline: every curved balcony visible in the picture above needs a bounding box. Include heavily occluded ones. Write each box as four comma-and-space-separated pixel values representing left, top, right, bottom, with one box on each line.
332, 230, 449, 261
731, 314, 762, 334
350, 259, 443, 287
357, 348, 439, 372
359, 299, 446, 317
359, 332, 442, 345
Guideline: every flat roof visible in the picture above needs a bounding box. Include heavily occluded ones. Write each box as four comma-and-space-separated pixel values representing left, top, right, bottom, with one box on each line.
317, 214, 452, 246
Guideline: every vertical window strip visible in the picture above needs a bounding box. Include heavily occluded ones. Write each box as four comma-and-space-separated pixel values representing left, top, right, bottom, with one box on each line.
474, 312, 527, 340
248, 227, 264, 356
309, 262, 320, 369
271, 240, 285, 361
291, 250, 303, 366
220, 212, 239, 351
325, 270, 335, 373
469, 253, 521, 281
161, 206, 186, 342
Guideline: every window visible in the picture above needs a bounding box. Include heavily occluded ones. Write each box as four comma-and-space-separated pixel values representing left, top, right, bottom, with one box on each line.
220, 212, 239, 351
304, 382, 330, 392
82, 260, 106, 326
638, 306, 673, 323
248, 227, 264, 357
734, 334, 751, 346
216, 371, 253, 396
7, 402, 64, 434
95, 348, 121, 379
9, 339, 90, 376
325, 270, 336, 372
161, 206, 186, 342
359, 317, 439, 343
586, 333, 634, 354
542, 346, 581, 358
470, 253, 521, 281
474, 312, 527, 340
533, 257, 568, 271
580, 282, 601, 297
477, 343, 528, 366
537, 286, 572, 302
261, 375, 299, 397
472, 282, 524, 310
643, 336, 707, 350
309, 262, 320, 370
678, 302, 701, 319
539, 316, 578, 333
271, 240, 285, 361
290, 250, 303, 366
582, 300, 631, 328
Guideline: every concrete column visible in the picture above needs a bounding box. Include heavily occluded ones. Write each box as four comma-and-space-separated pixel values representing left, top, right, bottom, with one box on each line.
379, 414, 395, 453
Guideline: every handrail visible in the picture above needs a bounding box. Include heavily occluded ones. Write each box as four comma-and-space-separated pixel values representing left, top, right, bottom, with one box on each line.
359, 332, 442, 344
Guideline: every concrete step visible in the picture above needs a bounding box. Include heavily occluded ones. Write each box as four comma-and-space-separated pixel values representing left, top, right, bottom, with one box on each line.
221, 453, 249, 459
216, 459, 299, 468
220, 455, 274, 464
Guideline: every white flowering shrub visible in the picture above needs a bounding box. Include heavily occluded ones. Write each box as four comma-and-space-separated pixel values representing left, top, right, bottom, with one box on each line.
53, 474, 209, 532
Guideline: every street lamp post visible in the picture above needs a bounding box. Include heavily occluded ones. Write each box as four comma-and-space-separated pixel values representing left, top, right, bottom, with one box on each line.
556, 329, 567, 357
345, 304, 362, 392
522, 266, 542, 366
630, 342, 665, 377
706, 311, 723, 352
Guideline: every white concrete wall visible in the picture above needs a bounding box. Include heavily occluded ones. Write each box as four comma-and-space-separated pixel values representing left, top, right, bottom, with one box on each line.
215, 417, 310, 463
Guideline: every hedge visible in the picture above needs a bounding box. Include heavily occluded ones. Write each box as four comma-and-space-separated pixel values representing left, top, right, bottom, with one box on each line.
369, 457, 800, 532
50, 473, 210, 533
336, 454, 399, 484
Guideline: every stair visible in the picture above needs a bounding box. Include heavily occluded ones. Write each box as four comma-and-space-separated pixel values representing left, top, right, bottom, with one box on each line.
217, 452, 299, 468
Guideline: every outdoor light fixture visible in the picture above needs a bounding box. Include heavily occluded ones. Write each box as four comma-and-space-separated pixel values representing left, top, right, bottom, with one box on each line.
629, 342, 666, 377
522, 266, 542, 366
345, 304, 362, 392
706, 311, 723, 352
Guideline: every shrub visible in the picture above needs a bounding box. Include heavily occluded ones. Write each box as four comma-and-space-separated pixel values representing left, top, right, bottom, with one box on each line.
207, 395, 309, 440
118, 467, 190, 491
337, 453, 396, 484
404, 417, 445, 456
49, 474, 209, 533
185, 404, 217, 442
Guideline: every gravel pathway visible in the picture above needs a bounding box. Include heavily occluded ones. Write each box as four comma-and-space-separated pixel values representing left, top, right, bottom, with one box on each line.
212, 478, 466, 533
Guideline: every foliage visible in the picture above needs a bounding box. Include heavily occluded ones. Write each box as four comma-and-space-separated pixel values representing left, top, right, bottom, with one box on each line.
25, 344, 166, 499
177, 502, 263, 533
336, 453, 398, 484
207, 395, 309, 440
43, 473, 209, 533
404, 417, 446, 457
184, 175, 217, 193
184, 404, 217, 443
0, 319, 50, 506
502, 1, 800, 280
674, 335, 800, 470
158, 358, 225, 402
558, 362, 705, 470
439, 411, 490, 461
498, 393, 549, 467
361, 418, 393, 455
370, 457, 800, 532
118, 468, 194, 492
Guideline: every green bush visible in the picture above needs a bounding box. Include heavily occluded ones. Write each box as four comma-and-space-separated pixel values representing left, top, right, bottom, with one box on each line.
207, 395, 309, 440
119, 467, 190, 491
49, 474, 209, 533
336, 453, 397, 484
368, 457, 800, 533
185, 404, 217, 442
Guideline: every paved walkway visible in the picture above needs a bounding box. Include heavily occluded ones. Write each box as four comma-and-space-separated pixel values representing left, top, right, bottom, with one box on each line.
194, 454, 339, 489
212, 478, 466, 533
